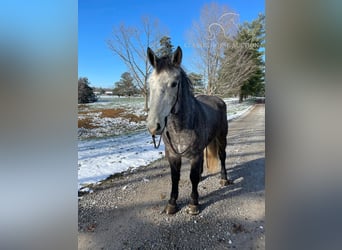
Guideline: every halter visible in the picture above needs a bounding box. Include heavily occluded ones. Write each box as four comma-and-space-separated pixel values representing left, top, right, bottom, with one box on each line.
152, 80, 180, 149
152, 80, 194, 155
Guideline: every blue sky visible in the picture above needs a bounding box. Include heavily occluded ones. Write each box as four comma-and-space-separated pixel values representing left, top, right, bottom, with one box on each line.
79, 0, 264, 88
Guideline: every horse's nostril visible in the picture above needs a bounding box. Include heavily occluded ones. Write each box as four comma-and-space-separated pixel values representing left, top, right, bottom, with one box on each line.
156, 123, 161, 131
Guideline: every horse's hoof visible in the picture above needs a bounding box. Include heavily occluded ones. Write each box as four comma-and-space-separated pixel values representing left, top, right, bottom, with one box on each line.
220, 179, 233, 186
163, 203, 178, 214
185, 204, 200, 215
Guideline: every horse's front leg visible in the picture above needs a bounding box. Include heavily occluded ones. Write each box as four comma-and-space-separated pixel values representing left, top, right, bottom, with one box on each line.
186, 153, 203, 215
164, 153, 181, 214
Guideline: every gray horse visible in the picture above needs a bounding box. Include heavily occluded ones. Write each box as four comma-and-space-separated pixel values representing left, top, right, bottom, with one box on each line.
147, 46, 232, 215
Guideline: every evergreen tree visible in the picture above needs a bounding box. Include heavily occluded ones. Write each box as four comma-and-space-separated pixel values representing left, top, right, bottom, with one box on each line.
156, 36, 174, 57
188, 72, 205, 94
238, 14, 265, 101
113, 72, 139, 97
78, 77, 97, 104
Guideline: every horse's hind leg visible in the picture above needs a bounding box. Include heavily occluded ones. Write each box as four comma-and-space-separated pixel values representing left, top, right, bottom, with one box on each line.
164, 154, 181, 214
218, 137, 233, 186
185, 153, 203, 215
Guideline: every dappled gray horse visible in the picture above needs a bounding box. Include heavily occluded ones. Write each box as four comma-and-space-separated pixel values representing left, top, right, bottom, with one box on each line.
147, 46, 232, 215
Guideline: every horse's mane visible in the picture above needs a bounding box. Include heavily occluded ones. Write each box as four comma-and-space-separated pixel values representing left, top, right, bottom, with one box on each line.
156, 56, 194, 94
179, 68, 194, 94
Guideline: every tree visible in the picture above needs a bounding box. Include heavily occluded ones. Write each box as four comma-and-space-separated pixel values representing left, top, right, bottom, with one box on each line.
156, 36, 174, 57
78, 77, 97, 104
107, 17, 162, 110
112, 81, 125, 97
187, 2, 239, 95
188, 72, 205, 94
238, 14, 265, 101
217, 14, 265, 100
240, 67, 265, 101
100, 88, 105, 95
113, 72, 139, 97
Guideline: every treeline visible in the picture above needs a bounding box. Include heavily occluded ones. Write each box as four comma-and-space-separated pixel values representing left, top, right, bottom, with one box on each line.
78, 75, 141, 104
78, 73, 143, 104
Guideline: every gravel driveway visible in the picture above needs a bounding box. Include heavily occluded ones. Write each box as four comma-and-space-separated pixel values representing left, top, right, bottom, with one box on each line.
78, 104, 265, 250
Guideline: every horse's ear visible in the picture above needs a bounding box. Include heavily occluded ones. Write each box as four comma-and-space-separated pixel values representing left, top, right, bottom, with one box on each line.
147, 47, 158, 68
172, 46, 182, 67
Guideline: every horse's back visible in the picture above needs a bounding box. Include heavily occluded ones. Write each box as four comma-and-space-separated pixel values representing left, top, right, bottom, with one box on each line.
195, 95, 227, 114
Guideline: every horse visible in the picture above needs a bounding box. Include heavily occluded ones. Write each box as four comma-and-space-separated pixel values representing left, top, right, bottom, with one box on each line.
146, 46, 232, 215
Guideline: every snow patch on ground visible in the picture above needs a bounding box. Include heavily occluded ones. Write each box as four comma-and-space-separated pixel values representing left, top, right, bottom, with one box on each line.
78, 130, 165, 190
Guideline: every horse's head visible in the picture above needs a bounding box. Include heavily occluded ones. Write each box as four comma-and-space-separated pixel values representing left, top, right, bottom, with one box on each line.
146, 46, 182, 135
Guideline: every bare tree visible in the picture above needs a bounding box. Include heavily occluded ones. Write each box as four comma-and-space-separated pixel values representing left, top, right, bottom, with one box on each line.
107, 17, 162, 110
217, 14, 265, 98
187, 3, 239, 95
216, 40, 258, 95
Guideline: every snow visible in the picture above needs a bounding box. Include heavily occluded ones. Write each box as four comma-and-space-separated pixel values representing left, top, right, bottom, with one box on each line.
78, 97, 255, 191
78, 96, 147, 139
78, 130, 165, 190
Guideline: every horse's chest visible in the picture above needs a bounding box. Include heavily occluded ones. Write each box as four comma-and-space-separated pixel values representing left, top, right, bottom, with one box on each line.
164, 128, 197, 155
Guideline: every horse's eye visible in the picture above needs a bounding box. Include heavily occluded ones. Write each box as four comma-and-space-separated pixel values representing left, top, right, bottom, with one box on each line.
171, 81, 177, 88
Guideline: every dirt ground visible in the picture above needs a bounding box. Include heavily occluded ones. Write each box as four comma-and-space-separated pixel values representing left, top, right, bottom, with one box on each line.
78, 104, 265, 250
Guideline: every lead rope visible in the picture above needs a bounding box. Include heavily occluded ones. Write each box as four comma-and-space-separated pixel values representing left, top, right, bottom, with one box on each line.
152, 125, 165, 149
152, 134, 162, 149
205, 146, 209, 170
166, 108, 195, 155
166, 129, 193, 155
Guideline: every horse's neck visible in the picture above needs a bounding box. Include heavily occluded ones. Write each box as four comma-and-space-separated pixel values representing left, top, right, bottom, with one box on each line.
168, 88, 196, 131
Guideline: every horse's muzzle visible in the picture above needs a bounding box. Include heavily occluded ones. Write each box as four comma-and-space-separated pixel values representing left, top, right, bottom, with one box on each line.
148, 122, 162, 136
148, 117, 167, 136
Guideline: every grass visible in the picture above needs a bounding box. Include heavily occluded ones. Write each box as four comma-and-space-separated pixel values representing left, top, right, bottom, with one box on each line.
100, 108, 126, 118
78, 118, 99, 129
78, 97, 147, 138
78, 108, 146, 129
100, 108, 146, 123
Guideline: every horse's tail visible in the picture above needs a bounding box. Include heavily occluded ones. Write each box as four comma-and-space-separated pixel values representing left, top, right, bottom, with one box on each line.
204, 139, 220, 173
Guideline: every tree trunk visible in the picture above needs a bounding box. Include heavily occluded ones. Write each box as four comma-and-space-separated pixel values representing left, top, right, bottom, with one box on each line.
144, 92, 149, 111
